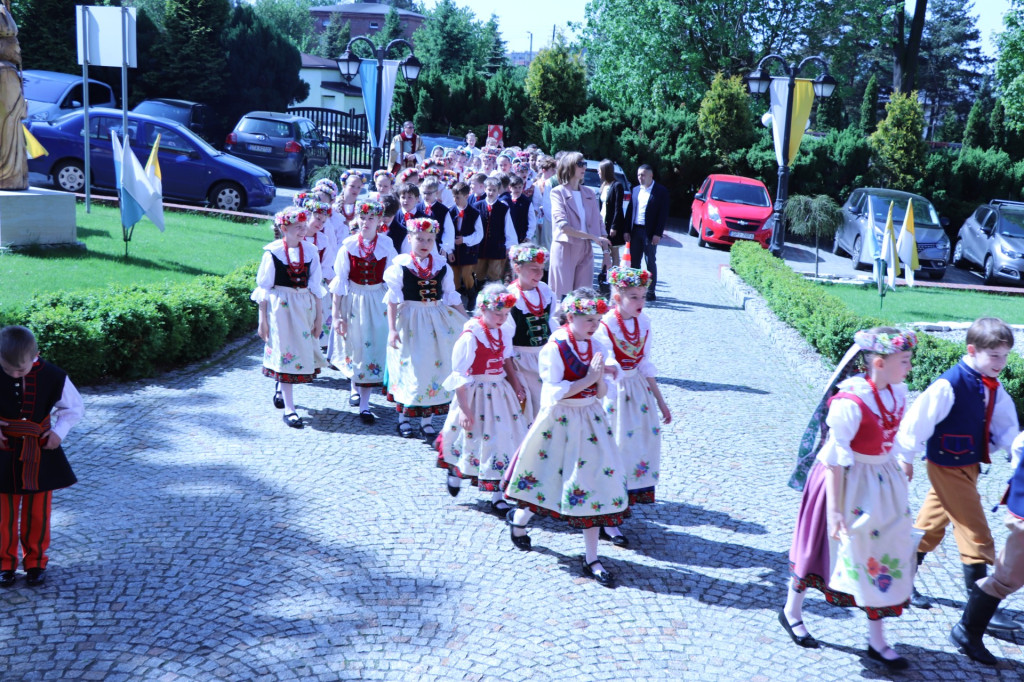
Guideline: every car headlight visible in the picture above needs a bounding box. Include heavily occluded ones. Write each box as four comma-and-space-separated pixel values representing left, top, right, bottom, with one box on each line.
259, 175, 274, 186
1001, 244, 1024, 259
707, 204, 721, 223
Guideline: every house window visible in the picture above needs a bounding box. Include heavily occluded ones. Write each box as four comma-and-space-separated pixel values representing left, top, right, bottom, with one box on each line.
370, 22, 379, 29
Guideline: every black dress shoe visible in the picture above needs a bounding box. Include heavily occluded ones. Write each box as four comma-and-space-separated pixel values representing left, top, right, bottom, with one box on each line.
446, 475, 461, 497
349, 393, 360, 407
778, 610, 819, 648
910, 586, 933, 609
272, 385, 284, 409
505, 509, 531, 551
580, 557, 615, 587
283, 412, 303, 429
490, 500, 513, 516
25, 568, 45, 587
359, 410, 375, 425
866, 644, 909, 670
599, 527, 630, 547
397, 422, 415, 438
0, 570, 15, 587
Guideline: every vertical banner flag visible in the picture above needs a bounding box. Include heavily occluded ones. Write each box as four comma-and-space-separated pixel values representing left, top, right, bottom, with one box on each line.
359, 59, 399, 149
896, 199, 919, 287
880, 201, 901, 290
768, 78, 815, 166
487, 125, 504, 148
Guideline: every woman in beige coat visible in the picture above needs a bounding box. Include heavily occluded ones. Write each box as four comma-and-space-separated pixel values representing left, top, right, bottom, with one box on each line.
549, 152, 610, 298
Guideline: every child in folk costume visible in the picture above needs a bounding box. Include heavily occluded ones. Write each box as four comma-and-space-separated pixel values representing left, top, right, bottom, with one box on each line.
330, 200, 397, 424
594, 267, 671, 547
502, 289, 629, 588
896, 317, 1021, 634
373, 170, 395, 199
473, 176, 518, 285
418, 178, 455, 259
296, 194, 337, 348
254, 207, 328, 428
383, 218, 468, 440
312, 177, 341, 242
437, 284, 529, 514
782, 328, 917, 670
0, 326, 83, 588
332, 172, 363, 239
506, 244, 557, 419
391, 183, 428, 255
507, 175, 536, 244
449, 182, 484, 310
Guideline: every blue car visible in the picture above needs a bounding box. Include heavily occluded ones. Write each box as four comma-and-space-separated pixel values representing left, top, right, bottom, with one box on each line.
27, 108, 276, 211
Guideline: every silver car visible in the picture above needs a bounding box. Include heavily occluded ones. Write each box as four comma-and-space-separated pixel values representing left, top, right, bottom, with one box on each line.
952, 200, 1024, 285
833, 188, 950, 280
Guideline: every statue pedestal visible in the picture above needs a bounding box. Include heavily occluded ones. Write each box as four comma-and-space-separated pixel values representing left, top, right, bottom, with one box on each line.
0, 188, 78, 247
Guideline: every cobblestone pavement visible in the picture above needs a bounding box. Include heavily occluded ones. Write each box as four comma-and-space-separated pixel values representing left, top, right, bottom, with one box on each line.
3, 232, 1022, 681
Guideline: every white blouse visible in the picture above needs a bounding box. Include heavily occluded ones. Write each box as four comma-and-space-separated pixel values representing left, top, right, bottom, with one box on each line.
442, 319, 515, 390
502, 281, 559, 338
308, 228, 338, 282
251, 238, 325, 301
538, 327, 611, 408
817, 376, 909, 467
594, 310, 657, 378
328, 233, 398, 297
382, 253, 462, 306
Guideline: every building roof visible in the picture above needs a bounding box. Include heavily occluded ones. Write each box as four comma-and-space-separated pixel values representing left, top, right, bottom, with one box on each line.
321, 81, 363, 96
302, 53, 341, 69
309, 2, 424, 19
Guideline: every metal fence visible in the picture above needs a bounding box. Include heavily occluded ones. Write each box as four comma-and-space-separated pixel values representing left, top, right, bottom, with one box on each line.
287, 106, 402, 169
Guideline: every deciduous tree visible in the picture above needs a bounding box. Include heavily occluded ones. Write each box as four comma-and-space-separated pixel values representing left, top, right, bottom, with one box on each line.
697, 73, 754, 168
524, 35, 586, 129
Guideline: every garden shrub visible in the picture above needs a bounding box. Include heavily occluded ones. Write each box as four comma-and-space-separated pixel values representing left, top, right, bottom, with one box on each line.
730, 241, 1024, 421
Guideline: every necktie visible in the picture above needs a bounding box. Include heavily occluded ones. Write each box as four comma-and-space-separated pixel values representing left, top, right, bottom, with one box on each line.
981, 375, 1000, 464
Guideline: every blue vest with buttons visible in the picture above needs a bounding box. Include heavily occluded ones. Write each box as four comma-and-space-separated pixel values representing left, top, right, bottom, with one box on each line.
925, 362, 988, 468
1006, 459, 1024, 519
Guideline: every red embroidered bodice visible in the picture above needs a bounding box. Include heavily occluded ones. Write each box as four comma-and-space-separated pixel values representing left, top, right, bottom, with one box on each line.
348, 254, 387, 285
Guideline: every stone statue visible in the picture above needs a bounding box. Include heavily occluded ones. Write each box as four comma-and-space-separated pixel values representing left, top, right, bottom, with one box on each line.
0, 0, 27, 190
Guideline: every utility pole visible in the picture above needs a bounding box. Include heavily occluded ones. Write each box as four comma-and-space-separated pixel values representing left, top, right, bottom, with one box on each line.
527, 31, 533, 64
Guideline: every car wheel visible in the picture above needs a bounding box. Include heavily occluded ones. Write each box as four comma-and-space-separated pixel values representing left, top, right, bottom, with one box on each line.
952, 240, 968, 269
294, 159, 308, 188
831, 233, 842, 255
850, 235, 865, 271
697, 221, 707, 248
983, 256, 996, 285
927, 269, 945, 281
688, 217, 695, 236
208, 181, 246, 212
53, 160, 86, 193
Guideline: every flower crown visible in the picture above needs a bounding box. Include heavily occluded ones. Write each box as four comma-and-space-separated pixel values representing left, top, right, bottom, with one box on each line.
299, 197, 332, 216
356, 200, 384, 217
854, 329, 918, 355
396, 168, 419, 184
407, 217, 439, 234
607, 266, 652, 289
512, 160, 530, 173
312, 178, 338, 199
339, 170, 365, 185
477, 291, 517, 312
509, 243, 548, 265
562, 293, 609, 316
292, 191, 309, 207
275, 207, 308, 228
373, 170, 395, 184
420, 167, 442, 178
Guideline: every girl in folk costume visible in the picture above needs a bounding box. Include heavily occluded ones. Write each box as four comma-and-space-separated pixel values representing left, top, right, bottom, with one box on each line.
331, 171, 364, 240
437, 284, 529, 515
295, 194, 337, 348
506, 244, 557, 419
594, 267, 671, 548
501, 289, 629, 588
253, 207, 328, 429
782, 328, 918, 671
312, 177, 341, 243
372, 170, 395, 199
330, 200, 397, 424
396, 167, 420, 188
383, 218, 468, 440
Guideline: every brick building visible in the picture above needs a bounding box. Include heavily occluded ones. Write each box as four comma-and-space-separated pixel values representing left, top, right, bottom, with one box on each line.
309, 2, 425, 43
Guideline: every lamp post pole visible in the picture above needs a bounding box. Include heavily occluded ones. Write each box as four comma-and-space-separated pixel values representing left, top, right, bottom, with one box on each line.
337, 37, 421, 174
745, 55, 836, 258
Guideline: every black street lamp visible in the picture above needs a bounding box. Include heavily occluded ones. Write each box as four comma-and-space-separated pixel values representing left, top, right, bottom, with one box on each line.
337, 37, 422, 173
745, 55, 836, 257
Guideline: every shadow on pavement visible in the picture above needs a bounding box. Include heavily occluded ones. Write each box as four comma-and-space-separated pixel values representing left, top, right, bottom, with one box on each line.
647, 295, 741, 312
656, 376, 770, 395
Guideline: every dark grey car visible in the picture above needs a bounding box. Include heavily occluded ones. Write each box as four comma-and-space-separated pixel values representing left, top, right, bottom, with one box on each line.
224, 111, 330, 187
952, 200, 1024, 285
833, 188, 950, 280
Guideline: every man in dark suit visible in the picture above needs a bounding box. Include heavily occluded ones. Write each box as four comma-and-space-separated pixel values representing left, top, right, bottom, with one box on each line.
627, 165, 670, 301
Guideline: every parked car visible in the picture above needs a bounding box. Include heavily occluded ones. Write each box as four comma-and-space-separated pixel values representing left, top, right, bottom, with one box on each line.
833, 188, 950, 279
224, 112, 330, 187
689, 174, 774, 248
582, 159, 633, 215
952, 200, 1024, 285
420, 133, 465, 156
132, 99, 216, 144
22, 70, 116, 122
26, 108, 276, 211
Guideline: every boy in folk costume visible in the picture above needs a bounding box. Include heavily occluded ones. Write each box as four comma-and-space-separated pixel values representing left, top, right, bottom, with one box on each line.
896, 317, 1021, 632
418, 178, 455, 259
0, 326, 82, 587
388, 121, 425, 174
390, 182, 428, 255
448, 182, 484, 310
472, 177, 517, 285
507, 175, 536, 244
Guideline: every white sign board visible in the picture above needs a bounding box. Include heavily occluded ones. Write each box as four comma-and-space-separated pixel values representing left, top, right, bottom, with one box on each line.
76, 6, 137, 68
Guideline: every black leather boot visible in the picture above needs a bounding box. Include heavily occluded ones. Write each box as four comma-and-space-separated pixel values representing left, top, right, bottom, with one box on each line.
950, 583, 1001, 665
910, 552, 933, 609
964, 563, 1021, 632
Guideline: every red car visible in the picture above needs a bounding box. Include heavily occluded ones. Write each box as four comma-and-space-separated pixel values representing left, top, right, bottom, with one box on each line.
689, 174, 774, 248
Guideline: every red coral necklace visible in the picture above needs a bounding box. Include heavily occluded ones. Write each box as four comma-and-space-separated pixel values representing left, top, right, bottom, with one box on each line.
566, 328, 592, 364
512, 281, 545, 316
865, 378, 899, 430
411, 253, 433, 278
615, 308, 641, 346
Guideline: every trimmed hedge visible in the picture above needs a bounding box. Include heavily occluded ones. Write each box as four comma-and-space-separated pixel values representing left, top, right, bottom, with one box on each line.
3, 262, 259, 384
730, 241, 1024, 421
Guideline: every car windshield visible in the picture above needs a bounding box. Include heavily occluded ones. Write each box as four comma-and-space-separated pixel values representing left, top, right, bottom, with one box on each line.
710, 181, 770, 207
135, 101, 190, 124
998, 211, 1024, 238
237, 117, 294, 137
22, 76, 67, 103
868, 195, 940, 226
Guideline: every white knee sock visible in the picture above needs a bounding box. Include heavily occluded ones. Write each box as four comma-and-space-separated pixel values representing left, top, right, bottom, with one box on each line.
583, 527, 601, 564
511, 508, 534, 536
867, 618, 894, 656
281, 383, 295, 412
421, 416, 433, 429
604, 525, 623, 537
357, 385, 372, 411
783, 583, 808, 636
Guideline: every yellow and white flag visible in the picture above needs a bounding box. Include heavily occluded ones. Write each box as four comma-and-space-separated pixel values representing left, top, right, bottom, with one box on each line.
880, 201, 901, 289
769, 78, 815, 165
23, 125, 47, 159
896, 199, 919, 287
145, 133, 163, 196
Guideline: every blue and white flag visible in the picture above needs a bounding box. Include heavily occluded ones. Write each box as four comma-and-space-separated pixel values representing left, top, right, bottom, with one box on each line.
359, 58, 400, 148
112, 131, 164, 231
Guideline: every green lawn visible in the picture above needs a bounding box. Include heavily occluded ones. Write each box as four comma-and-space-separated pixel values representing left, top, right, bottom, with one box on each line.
819, 281, 1024, 325
1, 203, 269, 309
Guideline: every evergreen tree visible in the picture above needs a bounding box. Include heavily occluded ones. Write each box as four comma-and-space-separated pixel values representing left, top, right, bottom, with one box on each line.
936, 109, 963, 144
314, 13, 350, 60
991, 99, 1007, 151
371, 6, 405, 54
962, 97, 991, 149
860, 74, 880, 134
524, 34, 586, 128
870, 91, 926, 191
251, 0, 315, 52
814, 93, 844, 131
480, 15, 507, 77
410, 0, 481, 76
157, 0, 230, 105
11, 0, 78, 73
697, 73, 755, 168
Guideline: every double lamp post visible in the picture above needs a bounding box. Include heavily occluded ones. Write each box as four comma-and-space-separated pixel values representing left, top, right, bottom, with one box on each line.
744, 55, 837, 257
336, 37, 422, 173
